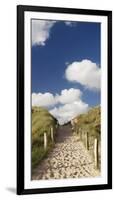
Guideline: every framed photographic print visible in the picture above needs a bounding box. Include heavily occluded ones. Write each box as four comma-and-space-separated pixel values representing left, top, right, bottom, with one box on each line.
17, 5, 112, 195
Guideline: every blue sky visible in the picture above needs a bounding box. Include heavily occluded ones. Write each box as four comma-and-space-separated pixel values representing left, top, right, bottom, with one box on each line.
31, 20, 100, 124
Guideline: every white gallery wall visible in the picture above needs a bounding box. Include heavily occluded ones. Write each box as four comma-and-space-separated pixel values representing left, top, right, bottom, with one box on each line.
0, 0, 114, 199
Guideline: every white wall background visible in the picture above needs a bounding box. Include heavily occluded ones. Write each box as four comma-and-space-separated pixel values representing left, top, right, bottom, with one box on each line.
0, 0, 114, 199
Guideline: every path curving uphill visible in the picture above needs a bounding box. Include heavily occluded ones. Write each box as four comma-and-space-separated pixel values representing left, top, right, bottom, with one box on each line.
32, 125, 100, 180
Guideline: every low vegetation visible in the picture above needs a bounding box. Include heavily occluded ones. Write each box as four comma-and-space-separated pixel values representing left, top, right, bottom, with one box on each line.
75, 106, 101, 138
32, 106, 58, 169
73, 106, 101, 169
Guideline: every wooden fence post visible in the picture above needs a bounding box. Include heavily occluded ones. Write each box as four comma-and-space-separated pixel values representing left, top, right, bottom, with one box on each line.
56, 124, 58, 129
82, 130, 84, 141
79, 128, 82, 140
76, 128, 78, 135
51, 127, 54, 142
94, 138, 98, 169
78, 128, 81, 139
77, 126, 78, 134
75, 124, 77, 133
85, 131, 89, 150
44, 132, 47, 150
76, 126, 78, 136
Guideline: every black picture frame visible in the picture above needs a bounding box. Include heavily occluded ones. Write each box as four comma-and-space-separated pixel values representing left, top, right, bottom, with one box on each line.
17, 5, 112, 195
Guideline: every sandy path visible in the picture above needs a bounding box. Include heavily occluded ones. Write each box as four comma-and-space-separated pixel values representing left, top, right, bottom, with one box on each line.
32, 125, 99, 180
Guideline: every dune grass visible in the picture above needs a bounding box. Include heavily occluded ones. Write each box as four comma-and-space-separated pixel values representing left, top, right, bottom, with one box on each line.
73, 106, 101, 169
75, 106, 101, 136
32, 106, 57, 169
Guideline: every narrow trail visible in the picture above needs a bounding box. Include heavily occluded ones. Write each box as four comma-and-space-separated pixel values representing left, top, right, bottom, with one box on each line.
32, 125, 100, 180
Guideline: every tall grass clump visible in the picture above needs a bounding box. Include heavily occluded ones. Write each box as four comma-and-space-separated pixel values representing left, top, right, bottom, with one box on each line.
32, 106, 58, 170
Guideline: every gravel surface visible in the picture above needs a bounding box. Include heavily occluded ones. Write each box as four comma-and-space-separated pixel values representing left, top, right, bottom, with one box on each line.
32, 125, 100, 180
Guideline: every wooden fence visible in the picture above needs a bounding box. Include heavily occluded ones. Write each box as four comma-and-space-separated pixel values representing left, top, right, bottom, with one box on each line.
74, 127, 100, 170
43, 125, 57, 151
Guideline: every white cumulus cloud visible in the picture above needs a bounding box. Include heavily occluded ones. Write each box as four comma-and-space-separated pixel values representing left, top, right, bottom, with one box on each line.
32, 20, 55, 46
32, 88, 89, 124
64, 21, 77, 26
65, 59, 101, 90
50, 101, 88, 125
56, 88, 82, 104
32, 20, 77, 46
32, 92, 56, 107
